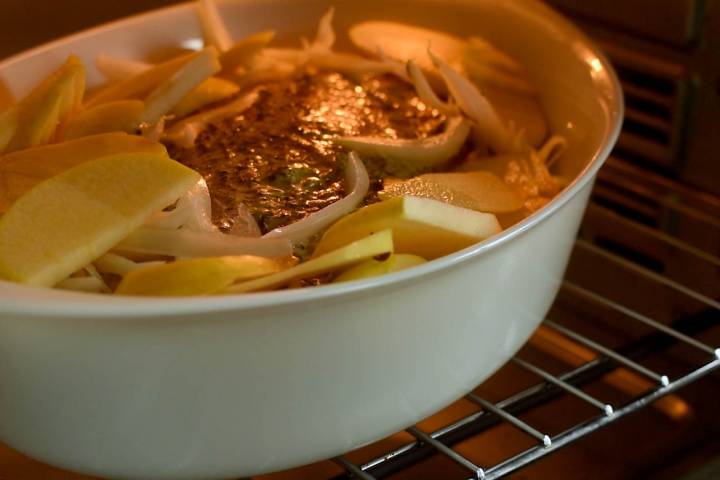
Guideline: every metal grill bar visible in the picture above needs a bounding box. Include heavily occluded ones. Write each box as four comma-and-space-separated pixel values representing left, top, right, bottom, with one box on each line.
406, 426, 485, 479
562, 281, 720, 358
575, 238, 720, 310
544, 319, 670, 386
481, 358, 720, 479
329, 308, 718, 480
333, 456, 376, 480
466, 394, 552, 447
511, 357, 614, 416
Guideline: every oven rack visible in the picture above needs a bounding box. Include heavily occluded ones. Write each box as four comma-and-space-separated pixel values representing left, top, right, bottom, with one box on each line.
252, 158, 720, 480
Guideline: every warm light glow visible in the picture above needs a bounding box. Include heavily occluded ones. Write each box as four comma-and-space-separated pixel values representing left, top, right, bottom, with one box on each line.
181, 38, 204, 51
590, 58, 603, 72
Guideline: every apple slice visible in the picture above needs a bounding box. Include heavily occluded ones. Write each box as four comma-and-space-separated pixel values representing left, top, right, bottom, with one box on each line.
379, 171, 523, 213
0, 153, 200, 286
116, 255, 296, 296
219, 30, 276, 74
0, 133, 167, 212
334, 254, 426, 283
0, 106, 18, 152
171, 77, 239, 117
3, 55, 85, 153
313, 196, 500, 259
226, 229, 394, 293
63, 100, 145, 139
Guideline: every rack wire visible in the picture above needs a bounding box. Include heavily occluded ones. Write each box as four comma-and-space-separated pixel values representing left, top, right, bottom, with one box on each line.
257, 157, 720, 480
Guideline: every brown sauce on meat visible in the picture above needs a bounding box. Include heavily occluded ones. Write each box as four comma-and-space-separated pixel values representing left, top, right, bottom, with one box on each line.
167, 71, 445, 233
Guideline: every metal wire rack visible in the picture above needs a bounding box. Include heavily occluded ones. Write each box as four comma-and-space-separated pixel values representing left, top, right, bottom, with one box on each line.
257, 157, 720, 480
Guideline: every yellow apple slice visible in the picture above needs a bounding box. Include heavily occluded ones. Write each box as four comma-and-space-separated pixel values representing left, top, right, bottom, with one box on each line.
0, 79, 14, 110
0, 133, 167, 212
171, 77, 239, 117
63, 100, 144, 139
3, 55, 85, 153
349, 21, 467, 72
334, 253, 426, 283
379, 171, 523, 213
85, 51, 197, 107
141, 47, 221, 124
0, 153, 200, 286
314, 196, 500, 259
219, 30, 275, 74
226, 229, 394, 293
115, 255, 296, 296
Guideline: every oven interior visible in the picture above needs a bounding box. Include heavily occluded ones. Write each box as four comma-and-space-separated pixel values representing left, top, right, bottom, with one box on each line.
0, 0, 718, 478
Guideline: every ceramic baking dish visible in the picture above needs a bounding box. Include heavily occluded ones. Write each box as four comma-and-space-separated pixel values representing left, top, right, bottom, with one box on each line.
0, 1, 622, 478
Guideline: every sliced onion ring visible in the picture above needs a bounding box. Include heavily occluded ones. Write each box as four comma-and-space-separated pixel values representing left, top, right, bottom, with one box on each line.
429, 49, 516, 154
116, 227, 293, 259
264, 151, 370, 244
336, 116, 471, 176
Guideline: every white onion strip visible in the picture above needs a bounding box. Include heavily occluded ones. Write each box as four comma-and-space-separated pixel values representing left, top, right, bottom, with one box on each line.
196, 0, 233, 52
145, 178, 215, 231
406, 59, 455, 115
165, 88, 260, 147
264, 151, 370, 243
116, 227, 293, 258
428, 49, 516, 154
336, 116, 471, 175
311, 7, 336, 52
537, 135, 569, 167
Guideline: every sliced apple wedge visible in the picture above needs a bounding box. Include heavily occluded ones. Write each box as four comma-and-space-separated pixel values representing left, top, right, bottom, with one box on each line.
379, 171, 523, 213
334, 254, 426, 283
116, 255, 296, 296
171, 77, 239, 117
0, 106, 18, 152
0, 153, 200, 286
64, 100, 145, 139
0, 133, 167, 212
226, 229, 394, 293
349, 21, 467, 73
3, 55, 85, 153
219, 30, 276, 74
313, 196, 500, 259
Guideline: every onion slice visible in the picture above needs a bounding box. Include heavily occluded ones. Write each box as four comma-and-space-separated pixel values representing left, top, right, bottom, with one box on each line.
164, 88, 260, 147
406, 59, 454, 115
264, 151, 370, 243
116, 227, 293, 259
311, 7, 336, 52
428, 49, 516, 154
336, 116, 471, 176
145, 178, 215, 231
537, 135, 568, 167
196, 0, 233, 52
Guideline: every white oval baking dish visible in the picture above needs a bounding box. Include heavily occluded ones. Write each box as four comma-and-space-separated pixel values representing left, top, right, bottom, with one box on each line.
0, 1, 623, 478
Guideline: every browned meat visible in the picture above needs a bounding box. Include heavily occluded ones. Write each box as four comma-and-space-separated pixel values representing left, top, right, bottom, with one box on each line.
166, 71, 445, 233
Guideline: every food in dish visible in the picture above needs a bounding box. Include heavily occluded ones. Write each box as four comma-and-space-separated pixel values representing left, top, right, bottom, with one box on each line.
0, 2, 567, 296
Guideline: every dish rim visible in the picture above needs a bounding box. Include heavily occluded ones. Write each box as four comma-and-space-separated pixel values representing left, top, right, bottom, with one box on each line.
0, 0, 624, 317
